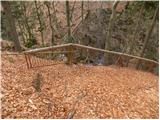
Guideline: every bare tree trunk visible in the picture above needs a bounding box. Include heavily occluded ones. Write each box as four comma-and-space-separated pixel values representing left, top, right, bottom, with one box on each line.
126, 2, 145, 66
100, 1, 103, 8
35, 1, 44, 46
70, 1, 76, 22
44, 1, 55, 46
17, 20, 26, 44
21, 20, 28, 42
136, 6, 159, 68
87, 1, 90, 11
20, 2, 36, 45
66, 1, 72, 43
104, 1, 119, 65
81, 1, 84, 24
52, 2, 61, 37
2, 1, 21, 52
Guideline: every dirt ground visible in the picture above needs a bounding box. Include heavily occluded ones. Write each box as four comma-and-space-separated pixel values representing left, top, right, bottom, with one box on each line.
1, 52, 159, 119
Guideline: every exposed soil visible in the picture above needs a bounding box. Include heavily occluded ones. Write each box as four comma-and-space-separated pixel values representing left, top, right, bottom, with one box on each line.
1, 51, 159, 119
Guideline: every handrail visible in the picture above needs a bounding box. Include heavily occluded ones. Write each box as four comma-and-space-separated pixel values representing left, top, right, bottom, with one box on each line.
71, 43, 159, 65
23, 43, 72, 53
23, 43, 158, 65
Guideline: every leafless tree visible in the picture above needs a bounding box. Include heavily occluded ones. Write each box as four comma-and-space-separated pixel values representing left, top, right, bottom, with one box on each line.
136, 6, 159, 68
104, 1, 119, 65
2, 1, 21, 51
66, 1, 72, 43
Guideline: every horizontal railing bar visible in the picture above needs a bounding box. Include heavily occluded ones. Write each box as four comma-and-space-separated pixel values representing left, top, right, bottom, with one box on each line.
23, 43, 72, 53
1, 53, 24, 55
34, 51, 76, 54
71, 43, 159, 65
22, 43, 158, 65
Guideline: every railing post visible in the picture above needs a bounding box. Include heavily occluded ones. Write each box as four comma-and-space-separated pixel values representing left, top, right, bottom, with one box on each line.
116, 55, 124, 67
28, 54, 32, 68
148, 62, 156, 72
66, 45, 74, 65
24, 53, 29, 69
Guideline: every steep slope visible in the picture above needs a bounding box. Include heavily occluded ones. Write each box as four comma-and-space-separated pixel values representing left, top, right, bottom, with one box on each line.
1, 51, 158, 119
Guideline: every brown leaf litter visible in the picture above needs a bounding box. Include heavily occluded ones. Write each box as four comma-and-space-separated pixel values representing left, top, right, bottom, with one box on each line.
1, 52, 159, 119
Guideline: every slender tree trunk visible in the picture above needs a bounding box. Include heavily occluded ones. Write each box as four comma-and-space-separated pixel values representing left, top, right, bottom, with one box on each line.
100, 1, 103, 8
81, 1, 84, 24
21, 21, 29, 42
70, 1, 76, 22
136, 6, 159, 68
87, 1, 90, 11
104, 1, 119, 65
17, 20, 26, 44
52, 2, 60, 36
35, 1, 44, 46
44, 2, 55, 45
2, 1, 21, 52
51, 2, 65, 41
20, 2, 36, 45
66, 1, 72, 43
126, 2, 145, 66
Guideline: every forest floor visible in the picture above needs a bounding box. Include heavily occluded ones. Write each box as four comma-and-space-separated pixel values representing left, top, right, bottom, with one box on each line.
1, 51, 159, 119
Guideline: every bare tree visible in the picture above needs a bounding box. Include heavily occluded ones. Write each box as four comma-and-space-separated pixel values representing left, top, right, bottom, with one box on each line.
65, 1, 72, 43
104, 1, 119, 65
70, 1, 76, 22
87, 1, 90, 11
81, 1, 84, 24
20, 2, 36, 46
126, 2, 145, 66
51, 1, 62, 38
35, 1, 45, 46
136, 6, 159, 68
44, 1, 55, 45
2, 1, 21, 51
17, 20, 26, 44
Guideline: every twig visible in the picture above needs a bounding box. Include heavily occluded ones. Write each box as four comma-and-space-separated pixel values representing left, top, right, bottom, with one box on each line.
66, 90, 87, 119
67, 110, 76, 119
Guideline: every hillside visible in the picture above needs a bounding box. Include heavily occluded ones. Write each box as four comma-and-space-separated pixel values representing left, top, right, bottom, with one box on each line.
1, 51, 158, 119
1, 1, 159, 119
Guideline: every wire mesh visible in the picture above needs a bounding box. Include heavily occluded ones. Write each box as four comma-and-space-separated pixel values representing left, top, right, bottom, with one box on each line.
25, 47, 76, 68
24, 44, 158, 74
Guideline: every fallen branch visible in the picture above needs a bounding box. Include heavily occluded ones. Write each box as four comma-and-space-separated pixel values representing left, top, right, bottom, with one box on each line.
66, 90, 87, 119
